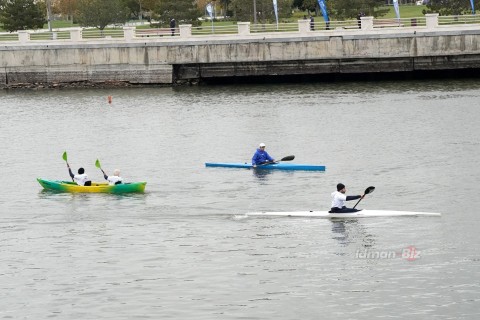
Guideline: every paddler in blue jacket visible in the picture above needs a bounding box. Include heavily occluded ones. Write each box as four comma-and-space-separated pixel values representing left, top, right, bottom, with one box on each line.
330, 183, 365, 213
252, 143, 275, 167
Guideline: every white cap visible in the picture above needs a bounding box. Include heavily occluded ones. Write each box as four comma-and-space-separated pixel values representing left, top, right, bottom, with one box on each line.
259, 143, 266, 147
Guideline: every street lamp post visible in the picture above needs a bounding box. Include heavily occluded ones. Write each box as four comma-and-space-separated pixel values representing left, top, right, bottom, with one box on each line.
46, 0, 52, 31
253, 0, 257, 24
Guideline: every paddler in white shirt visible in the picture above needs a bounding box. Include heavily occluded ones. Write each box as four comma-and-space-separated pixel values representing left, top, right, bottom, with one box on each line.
330, 183, 364, 213
67, 165, 92, 186
103, 169, 123, 185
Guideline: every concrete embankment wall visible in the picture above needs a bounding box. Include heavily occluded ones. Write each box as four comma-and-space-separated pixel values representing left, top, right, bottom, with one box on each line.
1, 28, 480, 87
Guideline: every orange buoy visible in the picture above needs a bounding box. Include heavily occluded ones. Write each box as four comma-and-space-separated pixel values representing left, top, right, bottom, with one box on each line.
108, 95, 112, 104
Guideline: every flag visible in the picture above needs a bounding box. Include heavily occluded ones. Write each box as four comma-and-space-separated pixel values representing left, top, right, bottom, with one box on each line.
470, 0, 475, 14
206, 3, 214, 32
317, 0, 329, 23
206, 3, 213, 19
393, 0, 400, 20
272, 0, 279, 28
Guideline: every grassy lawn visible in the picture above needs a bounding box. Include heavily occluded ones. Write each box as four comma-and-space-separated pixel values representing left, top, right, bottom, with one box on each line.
382, 5, 427, 18
47, 20, 79, 28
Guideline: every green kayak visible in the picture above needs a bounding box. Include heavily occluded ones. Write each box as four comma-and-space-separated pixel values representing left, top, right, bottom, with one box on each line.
37, 178, 146, 193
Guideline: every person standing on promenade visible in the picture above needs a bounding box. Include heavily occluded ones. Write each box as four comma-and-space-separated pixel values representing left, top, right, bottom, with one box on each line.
170, 18, 176, 36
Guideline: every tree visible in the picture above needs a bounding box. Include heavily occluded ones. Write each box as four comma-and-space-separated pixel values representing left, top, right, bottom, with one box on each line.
75, 0, 130, 30
0, 0, 46, 32
330, 0, 388, 20
120, 0, 158, 20
121, 0, 142, 19
425, 0, 477, 15
230, 0, 293, 23
151, 0, 202, 26
294, 0, 317, 13
55, 0, 79, 22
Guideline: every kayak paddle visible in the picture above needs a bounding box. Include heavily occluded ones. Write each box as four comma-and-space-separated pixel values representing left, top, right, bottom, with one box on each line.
62, 151, 74, 181
260, 155, 295, 166
353, 186, 375, 209
95, 159, 107, 176
280, 155, 295, 161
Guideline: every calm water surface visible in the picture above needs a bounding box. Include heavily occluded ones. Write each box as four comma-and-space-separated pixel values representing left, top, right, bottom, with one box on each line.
0, 80, 479, 319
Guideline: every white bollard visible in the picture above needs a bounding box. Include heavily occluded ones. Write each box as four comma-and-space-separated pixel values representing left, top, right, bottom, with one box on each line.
425, 13, 439, 30
237, 22, 251, 35
123, 26, 135, 41
298, 20, 310, 34
179, 24, 192, 38
361, 16, 374, 31
70, 28, 82, 41
18, 30, 30, 43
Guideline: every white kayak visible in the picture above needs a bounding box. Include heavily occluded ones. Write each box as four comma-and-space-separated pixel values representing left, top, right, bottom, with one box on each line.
244, 210, 441, 218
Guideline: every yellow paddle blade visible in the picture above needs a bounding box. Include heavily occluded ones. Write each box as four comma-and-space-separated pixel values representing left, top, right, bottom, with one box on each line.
95, 159, 101, 169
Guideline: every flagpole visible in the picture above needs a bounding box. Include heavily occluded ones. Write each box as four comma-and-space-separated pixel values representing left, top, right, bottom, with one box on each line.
273, 0, 279, 30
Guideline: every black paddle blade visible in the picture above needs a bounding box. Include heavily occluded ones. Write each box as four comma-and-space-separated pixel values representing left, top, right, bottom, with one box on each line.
353, 186, 375, 209
281, 155, 295, 161
365, 186, 375, 195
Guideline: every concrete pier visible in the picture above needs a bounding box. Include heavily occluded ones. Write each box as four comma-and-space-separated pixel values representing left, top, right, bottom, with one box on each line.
1, 15, 480, 87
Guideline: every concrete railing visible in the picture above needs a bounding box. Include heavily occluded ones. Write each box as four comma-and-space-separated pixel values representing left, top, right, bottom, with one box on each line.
3, 13, 480, 44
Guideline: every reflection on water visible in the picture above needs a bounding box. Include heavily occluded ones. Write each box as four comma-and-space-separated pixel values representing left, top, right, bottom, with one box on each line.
252, 168, 275, 180
330, 219, 376, 250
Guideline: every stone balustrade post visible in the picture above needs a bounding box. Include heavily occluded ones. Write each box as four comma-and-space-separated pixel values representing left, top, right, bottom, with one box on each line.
123, 26, 135, 41
426, 13, 439, 30
18, 30, 30, 43
70, 28, 82, 41
298, 20, 310, 34
237, 22, 251, 35
179, 24, 192, 38
361, 16, 374, 31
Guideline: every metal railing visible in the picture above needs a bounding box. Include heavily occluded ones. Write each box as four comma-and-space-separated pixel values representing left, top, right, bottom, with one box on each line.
135, 28, 179, 37
0, 33, 18, 41
439, 15, 480, 25
250, 22, 299, 33
191, 24, 238, 35
81, 29, 125, 39
326, 20, 361, 29
374, 17, 427, 28
30, 31, 71, 41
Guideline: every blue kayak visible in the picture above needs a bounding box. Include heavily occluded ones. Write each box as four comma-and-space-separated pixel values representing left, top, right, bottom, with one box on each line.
205, 162, 326, 171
